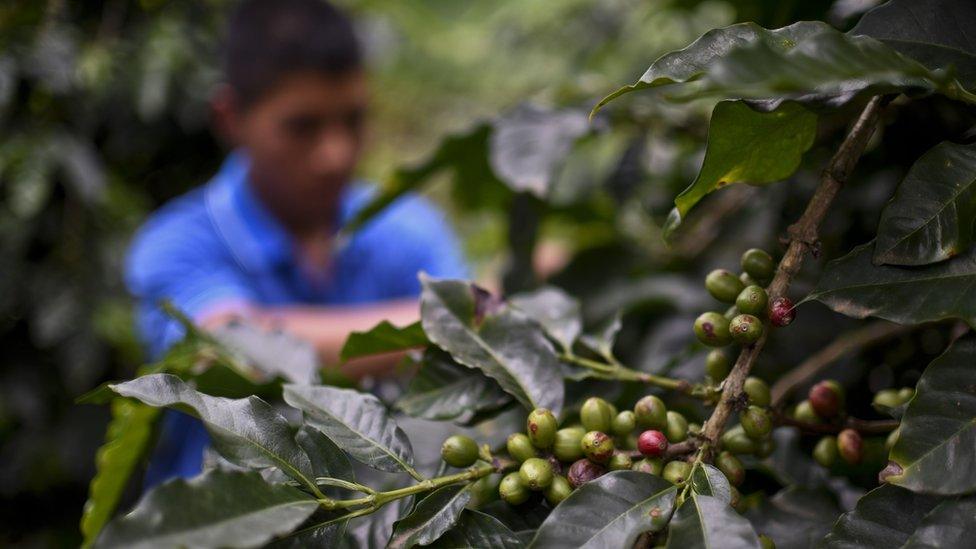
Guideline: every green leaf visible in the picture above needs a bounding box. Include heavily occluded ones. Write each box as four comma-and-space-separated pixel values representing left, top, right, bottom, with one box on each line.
339, 321, 428, 362
510, 285, 583, 352
806, 242, 976, 326
690, 464, 733, 504
426, 509, 521, 549
80, 400, 160, 548
340, 123, 501, 238
388, 484, 472, 549
488, 104, 590, 198
874, 141, 976, 266
902, 496, 976, 548
295, 425, 355, 481
396, 349, 511, 421
109, 374, 319, 492
745, 487, 842, 549
885, 335, 976, 495
594, 21, 975, 114
820, 484, 941, 548
419, 276, 564, 414
96, 470, 319, 549
851, 0, 976, 90
666, 493, 761, 549
283, 384, 418, 477
211, 322, 320, 384
664, 100, 816, 238
529, 471, 678, 548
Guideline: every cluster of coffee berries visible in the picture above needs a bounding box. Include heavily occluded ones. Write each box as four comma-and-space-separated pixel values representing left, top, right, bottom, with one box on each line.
694, 249, 796, 349
717, 376, 776, 485
790, 379, 865, 467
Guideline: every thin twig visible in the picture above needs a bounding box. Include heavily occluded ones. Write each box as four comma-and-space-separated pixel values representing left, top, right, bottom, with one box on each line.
775, 412, 900, 435
770, 321, 912, 407
698, 96, 887, 459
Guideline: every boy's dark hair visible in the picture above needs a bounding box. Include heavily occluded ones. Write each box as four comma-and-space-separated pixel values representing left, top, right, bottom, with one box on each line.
224, 0, 362, 107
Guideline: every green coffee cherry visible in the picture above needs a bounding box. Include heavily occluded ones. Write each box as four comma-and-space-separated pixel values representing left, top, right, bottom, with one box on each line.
741, 248, 775, 282
721, 425, 756, 455
580, 397, 613, 433
694, 312, 733, 347
663, 460, 693, 484
519, 457, 554, 491
741, 406, 773, 440
897, 387, 915, 403
793, 400, 822, 424
706, 269, 746, 303
724, 305, 740, 319
705, 349, 731, 382
715, 451, 745, 486
740, 272, 760, 287
544, 475, 572, 505
872, 389, 901, 409
759, 534, 776, 549
527, 408, 558, 449
743, 377, 771, 407
754, 437, 776, 458
507, 433, 538, 463
634, 395, 668, 430
553, 426, 586, 462
499, 472, 530, 505
467, 474, 499, 508
665, 411, 689, 443
688, 423, 702, 435
736, 286, 768, 317
441, 435, 480, 468
608, 452, 633, 471
581, 431, 615, 464
632, 457, 663, 475
611, 411, 637, 437
729, 314, 763, 345
813, 436, 838, 467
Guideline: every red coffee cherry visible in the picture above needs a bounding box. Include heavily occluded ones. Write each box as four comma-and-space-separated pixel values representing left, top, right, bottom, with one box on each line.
637, 430, 669, 457
769, 297, 796, 327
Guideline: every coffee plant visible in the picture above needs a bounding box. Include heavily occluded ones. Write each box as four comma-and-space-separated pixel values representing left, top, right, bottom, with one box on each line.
81, 1, 976, 547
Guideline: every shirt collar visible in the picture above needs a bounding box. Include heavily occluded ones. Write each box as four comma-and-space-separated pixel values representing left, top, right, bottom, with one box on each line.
204, 152, 370, 274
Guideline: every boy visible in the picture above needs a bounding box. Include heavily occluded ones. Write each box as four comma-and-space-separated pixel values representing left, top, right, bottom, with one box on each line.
126, 0, 467, 487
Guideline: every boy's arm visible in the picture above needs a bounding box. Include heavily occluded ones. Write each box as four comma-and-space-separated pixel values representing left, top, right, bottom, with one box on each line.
199, 299, 420, 380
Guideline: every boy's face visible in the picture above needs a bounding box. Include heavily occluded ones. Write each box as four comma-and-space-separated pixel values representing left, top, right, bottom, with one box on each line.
221, 70, 369, 232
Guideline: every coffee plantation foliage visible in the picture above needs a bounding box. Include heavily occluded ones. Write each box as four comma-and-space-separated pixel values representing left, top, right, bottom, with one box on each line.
41, 0, 976, 547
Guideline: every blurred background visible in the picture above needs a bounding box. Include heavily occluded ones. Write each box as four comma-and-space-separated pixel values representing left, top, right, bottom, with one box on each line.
2, 0, 941, 545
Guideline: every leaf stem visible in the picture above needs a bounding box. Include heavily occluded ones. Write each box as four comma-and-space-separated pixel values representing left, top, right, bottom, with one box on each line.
697, 96, 888, 460
559, 352, 700, 394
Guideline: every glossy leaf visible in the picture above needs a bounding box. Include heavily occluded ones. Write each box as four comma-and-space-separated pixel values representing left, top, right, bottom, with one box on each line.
426, 509, 521, 549
388, 484, 472, 549
745, 487, 842, 549
821, 484, 941, 548
396, 349, 511, 421
595, 21, 975, 113
690, 464, 733, 504
420, 276, 564, 414
666, 493, 762, 549
807, 242, 976, 326
851, 0, 976, 90
902, 496, 976, 548
530, 471, 677, 548
886, 335, 976, 495
80, 400, 159, 548
109, 374, 318, 491
339, 321, 428, 362
579, 313, 622, 361
489, 103, 590, 198
874, 141, 976, 266
510, 285, 583, 352
295, 425, 355, 482
96, 470, 319, 549
212, 322, 320, 384
283, 383, 418, 477
664, 100, 816, 237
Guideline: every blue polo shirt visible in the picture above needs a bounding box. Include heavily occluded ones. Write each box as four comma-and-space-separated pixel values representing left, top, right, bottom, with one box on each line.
126, 153, 468, 487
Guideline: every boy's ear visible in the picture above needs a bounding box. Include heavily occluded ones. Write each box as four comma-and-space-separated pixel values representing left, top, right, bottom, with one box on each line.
210, 84, 243, 146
